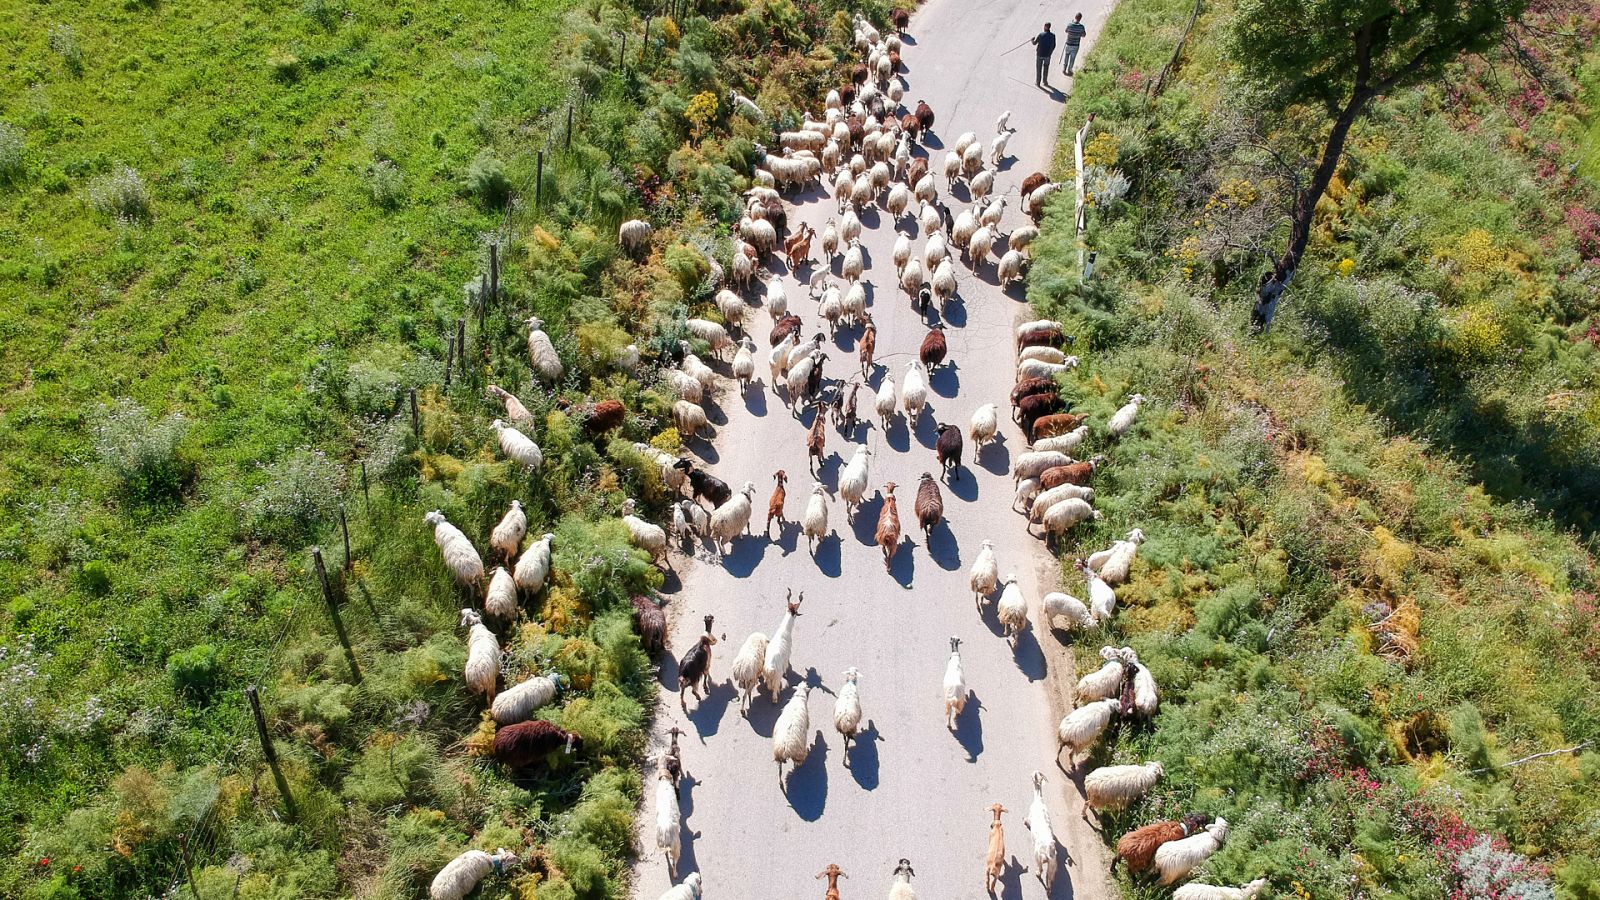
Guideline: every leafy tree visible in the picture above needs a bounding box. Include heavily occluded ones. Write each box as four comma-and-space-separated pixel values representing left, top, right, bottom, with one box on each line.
1229, 0, 1527, 327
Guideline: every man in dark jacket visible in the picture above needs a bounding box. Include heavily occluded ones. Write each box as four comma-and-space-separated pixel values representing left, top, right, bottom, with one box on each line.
1031, 23, 1056, 88
1062, 13, 1088, 76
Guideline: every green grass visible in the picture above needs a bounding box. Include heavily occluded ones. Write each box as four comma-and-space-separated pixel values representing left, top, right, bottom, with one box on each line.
1024, 0, 1600, 896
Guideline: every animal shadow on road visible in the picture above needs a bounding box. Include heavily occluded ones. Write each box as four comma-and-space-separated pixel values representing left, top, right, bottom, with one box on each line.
926, 520, 963, 570
994, 855, 1028, 900
941, 294, 969, 328
913, 411, 940, 449
976, 435, 1011, 476
888, 536, 917, 587
946, 466, 979, 503
742, 382, 768, 416
722, 533, 773, 577
846, 720, 882, 789
1010, 625, 1048, 682
812, 531, 845, 577
784, 730, 829, 821
929, 362, 960, 397
884, 411, 913, 452
676, 773, 703, 876
951, 693, 984, 761
683, 679, 735, 740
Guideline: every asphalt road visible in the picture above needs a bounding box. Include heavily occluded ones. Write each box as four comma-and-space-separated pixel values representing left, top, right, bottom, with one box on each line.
631, 0, 1118, 896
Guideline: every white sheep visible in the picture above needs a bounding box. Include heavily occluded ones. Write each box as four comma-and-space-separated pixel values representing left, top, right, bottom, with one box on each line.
1024, 771, 1058, 893
834, 666, 863, 752
1019, 345, 1068, 364
709, 481, 756, 553
1154, 818, 1230, 886
821, 219, 840, 259
657, 872, 703, 900
1008, 224, 1040, 253
780, 129, 827, 152
1172, 878, 1269, 900
663, 369, 704, 405
943, 150, 963, 185
915, 176, 938, 209
732, 337, 756, 394
1012, 450, 1075, 484
943, 636, 967, 728
1040, 591, 1093, 631
979, 197, 1007, 229
969, 404, 999, 458
789, 333, 825, 371
1037, 497, 1102, 541
622, 498, 668, 564
1056, 698, 1120, 766
842, 240, 865, 282
851, 175, 876, 209
1075, 646, 1126, 703
684, 318, 732, 356
429, 848, 519, 900
485, 566, 519, 622
765, 277, 789, 317
1030, 483, 1096, 522
490, 500, 526, 562
1084, 761, 1165, 812
1033, 426, 1089, 455
990, 128, 1014, 164
961, 141, 985, 177
1017, 357, 1079, 381
762, 592, 803, 701
729, 630, 769, 714
1015, 318, 1064, 341
1084, 560, 1118, 623
1108, 393, 1147, 439
459, 609, 500, 702
679, 341, 717, 390
493, 419, 544, 470
491, 671, 564, 725
1027, 181, 1061, 214
892, 232, 912, 273
653, 758, 682, 879
900, 360, 928, 425
843, 281, 867, 324
997, 248, 1025, 286
513, 531, 554, 594
996, 109, 1012, 132
619, 219, 653, 254
841, 208, 863, 244
525, 317, 564, 383
951, 209, 977, 248
922, 233, 948, 274
931, 258, 957, 306
715, 288, 750, 331
969, 168, 994, 202
969, 539, 998, 610
769, 333, 796, 385
968, 225, 995, 267
839, 445, 871, 521
773, 684, 813, 782
786, 350, 823, 405
672, 400, 710, 441
1012, 476, 1042, 512
869, 160, 891, 194
1088, 528, 1146, 585
875, 376, 898, 431
426, 511, 484, 590
887, 182, 912, 219
802, 482, 831, 554
1119, 647, 1160, 719
997, 574, 1029, 642
952, 131, 978, 157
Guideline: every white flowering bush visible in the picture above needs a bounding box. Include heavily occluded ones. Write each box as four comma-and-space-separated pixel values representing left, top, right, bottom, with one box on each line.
369, 158, 404, 207
243, 447, 346, 540
0, 640, 52, 766
89, 398, 189, 500
1454, 837, 1556, 900
0, 120, 24, 182
1082, 164, 1132, 208
87, 165, 152, 221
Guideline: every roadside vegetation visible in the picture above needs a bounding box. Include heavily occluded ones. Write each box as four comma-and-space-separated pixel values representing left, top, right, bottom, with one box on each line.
1028, 0, 1600, 896
0, 0, 891, 896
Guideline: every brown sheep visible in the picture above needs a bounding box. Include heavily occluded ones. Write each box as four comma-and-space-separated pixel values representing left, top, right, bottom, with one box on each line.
915, 472, 943, 538
631, 594, 665, 655
919, 324, 947, 371
859, 314, 877, 376
492, 720, 583, 769
901, 112, 921, 141
762, 196, 787, 236
915, 100, 935, 134
676, 615, 718, 710
766, 470, 788, 536
890, 7, 909, 30
1040, 455, 1106, 489
935, 423, 963, 481
1018, 324, 1066, 351
581, 398, 626, 436
876, 482, 902, 571
770, 313, 804, 347
1011, 377, 1058, 419
807, 404, 828, 475
851, 63, 869, 86
839, 84, 856, 106
906, 156, 929, 189
1018, 393, 1068, 442
1030, 412, 1090, 441
1112, 814, 1210, 874
1020, 172, 1049, 204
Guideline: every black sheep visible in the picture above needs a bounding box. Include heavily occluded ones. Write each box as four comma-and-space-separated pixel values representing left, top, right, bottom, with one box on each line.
676, 615, 718, 710
493, 720, 583, 769
676, 460, 732, 508
1018, 393, 1068, 441
935, 424, 964, 481
804, 352, 826, 404
631, 594, 666, 655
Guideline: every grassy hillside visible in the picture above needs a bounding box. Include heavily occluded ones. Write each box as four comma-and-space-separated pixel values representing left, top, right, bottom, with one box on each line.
1, 0, 893, 896
1025, 0, 1600, 896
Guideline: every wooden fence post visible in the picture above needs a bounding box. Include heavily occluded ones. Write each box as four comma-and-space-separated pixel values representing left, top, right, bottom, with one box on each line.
489, 240, 499, 308
443, 332, 455, 391
179, 834, 202, 900
339, 504, 352, 570
535, 150, 545, 211
408, 388, 419, 436
359, 461, 369, 506
246, 686, 298, 822
566, 105, 574, 151
312, 547, 362, 683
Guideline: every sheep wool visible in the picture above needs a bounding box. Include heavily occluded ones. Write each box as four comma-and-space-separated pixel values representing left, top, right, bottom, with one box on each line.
657, 872, 703, 900
802, 482, 831, 552
839, 446, 872, 519
834, 666, 863, 748
1154, 818, 1230, 886
1120, 647, 1160, 718
968, 404, 999, 456
709, 482, 756, 553
772, 684, 813, 775
1085, 563, 1118, 623
997, 574, 1029, 641
484, 567, 519, 622
672, 400, 710, 440
525, 317, 564, 383
1088, 528, 1147, 586
493, 419, 544, 470
970, 539, 999, 609
876, 377, 898, 428
1033, 425, 1089, 455
1084, 761, 1165, 811
901, 361, 927, 425
491, 672, 563, 725
513, 532, 554, 594
621, 499, 668, 563
1172, 878, 1269, 900
425, 511, 484, 589
619, 219, 653, 254
654, 764, 682, 878
729, 631, 770, 713
1057, 698, 1120, 764
459, 609, 501, 702
1108, 393, 1147, 439
1041, 592, 1093, 630
1030, 483, 1096, 522
1076, 647, 1126, 702
429, 848, 519, 900
489, 501, 527, 562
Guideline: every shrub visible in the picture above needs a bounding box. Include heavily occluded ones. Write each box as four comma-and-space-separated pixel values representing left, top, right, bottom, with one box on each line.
0, 121, 24, 182
88, 398, 190, 500
167, 644, 222, 700
48, 25, 83, 74
369, 159, 404, 208
86, 165, 152, 221
463, 148, 511, 208
242, 447, 346, 540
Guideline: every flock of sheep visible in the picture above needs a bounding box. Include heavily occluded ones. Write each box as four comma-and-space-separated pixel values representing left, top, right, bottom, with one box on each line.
416, 8, 1263, 900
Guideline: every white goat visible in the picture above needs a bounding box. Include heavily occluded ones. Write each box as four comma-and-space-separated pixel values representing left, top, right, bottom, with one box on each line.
762, 591, 804, 701
942, 636, 967, 728
1024, 771, 1058, 892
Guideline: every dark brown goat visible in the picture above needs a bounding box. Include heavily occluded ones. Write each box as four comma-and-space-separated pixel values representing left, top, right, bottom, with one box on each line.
900, 112, 921, 141
914, 100, 935, 134
631, 594, 665, 655
807, 402, 828, 475
935, 424, 963, 481
914, 472, 943, 538
1018, 393, 1067, 441
890, 7, 909, 30
770, 312, 804, 347
493, 721, 583, 769
676, 615, 718, 710
839, 84, 856, 106
919, 324, 947, 370
1112, 814, 1211, 874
